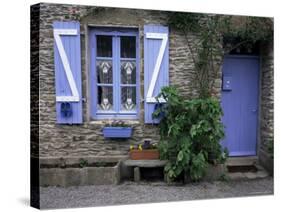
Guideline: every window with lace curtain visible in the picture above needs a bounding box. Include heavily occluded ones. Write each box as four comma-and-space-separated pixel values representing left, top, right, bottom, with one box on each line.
91, 28, 139, 119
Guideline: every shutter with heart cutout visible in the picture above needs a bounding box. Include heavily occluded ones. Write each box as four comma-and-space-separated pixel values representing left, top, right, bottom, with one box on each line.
53, 21, 82, 124
144, 25, 169, 124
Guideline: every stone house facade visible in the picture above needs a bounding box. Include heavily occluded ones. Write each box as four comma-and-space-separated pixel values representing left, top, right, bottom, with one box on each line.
31, 3, 273, 173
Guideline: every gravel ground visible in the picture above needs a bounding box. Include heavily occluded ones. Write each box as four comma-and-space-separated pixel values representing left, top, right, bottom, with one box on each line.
40, 177, 273, 209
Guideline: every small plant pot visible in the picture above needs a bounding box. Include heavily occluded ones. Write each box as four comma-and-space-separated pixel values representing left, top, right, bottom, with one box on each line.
130, 149, 160, 160
103, 127, 133, 138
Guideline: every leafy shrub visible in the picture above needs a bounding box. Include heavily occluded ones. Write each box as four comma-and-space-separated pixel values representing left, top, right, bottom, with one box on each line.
153, 86, 227, 181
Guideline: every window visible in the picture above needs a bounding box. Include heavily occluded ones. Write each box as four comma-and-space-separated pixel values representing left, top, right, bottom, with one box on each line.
91, 28, 139, 119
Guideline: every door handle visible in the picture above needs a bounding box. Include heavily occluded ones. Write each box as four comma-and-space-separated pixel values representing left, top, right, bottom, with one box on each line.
252, 109, 257, 112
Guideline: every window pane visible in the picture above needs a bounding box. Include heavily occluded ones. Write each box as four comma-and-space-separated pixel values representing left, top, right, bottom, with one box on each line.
96, 60, 113, 84
121, 87, 136, 111
121, 61, 136, 84
97, 86, 113, 111
121, 36, 136, 58
97, 35, 112, 57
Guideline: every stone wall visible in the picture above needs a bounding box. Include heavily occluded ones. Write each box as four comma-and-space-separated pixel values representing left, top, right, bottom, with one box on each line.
259, 41, 274, 174
38, 3, 219, 159
31, 4, 40, 158
37, 3, 273, 167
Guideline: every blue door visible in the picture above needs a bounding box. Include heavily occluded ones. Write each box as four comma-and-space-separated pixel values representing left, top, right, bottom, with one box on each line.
221, 55, 259, 156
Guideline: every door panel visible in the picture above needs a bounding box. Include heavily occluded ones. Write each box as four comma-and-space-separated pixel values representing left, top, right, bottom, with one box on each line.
221, 56, 259, 156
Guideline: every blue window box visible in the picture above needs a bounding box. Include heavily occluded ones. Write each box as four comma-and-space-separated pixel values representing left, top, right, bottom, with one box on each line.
102, 127, 133, 138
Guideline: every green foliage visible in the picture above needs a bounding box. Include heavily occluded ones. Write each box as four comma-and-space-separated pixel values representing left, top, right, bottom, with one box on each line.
154, 86, 226, 181
162, 12, 272, 181
168, 13, 203, 33
79, 158, 88, 168
224, 16, 273, 45
168, 12, 273, 98
189, 152, 208, 180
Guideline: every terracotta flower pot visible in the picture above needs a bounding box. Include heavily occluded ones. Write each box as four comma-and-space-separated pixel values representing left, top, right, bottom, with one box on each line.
130, 149, 160, 160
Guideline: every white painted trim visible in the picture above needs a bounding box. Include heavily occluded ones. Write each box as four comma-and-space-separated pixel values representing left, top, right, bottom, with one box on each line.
145, 32, 168, 103
146, 97, 166, 103
54, 29, 80, 102
54, 29, 77, 35
146, 33, 167, 40
56, 96, 79, 102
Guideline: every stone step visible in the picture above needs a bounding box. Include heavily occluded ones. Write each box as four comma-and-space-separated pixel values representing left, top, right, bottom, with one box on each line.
226, 156, 258, 166
226, 158, 269, 180
227, 169, 269, 180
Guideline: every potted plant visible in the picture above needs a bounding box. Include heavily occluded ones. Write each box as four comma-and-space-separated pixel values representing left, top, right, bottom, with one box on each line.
103, 120, 133, 138
152, 86, 227, 182
129, 140, 160, 160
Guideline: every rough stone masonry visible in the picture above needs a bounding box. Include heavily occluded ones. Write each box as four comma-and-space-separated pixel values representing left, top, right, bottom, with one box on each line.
31, 3, 273, 172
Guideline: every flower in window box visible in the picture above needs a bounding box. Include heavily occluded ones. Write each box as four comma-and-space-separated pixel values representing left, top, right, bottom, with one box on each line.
103, 120, 133, 138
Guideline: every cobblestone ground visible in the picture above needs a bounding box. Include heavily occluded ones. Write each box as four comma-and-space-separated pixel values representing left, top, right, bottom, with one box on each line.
40, 177, 273, 209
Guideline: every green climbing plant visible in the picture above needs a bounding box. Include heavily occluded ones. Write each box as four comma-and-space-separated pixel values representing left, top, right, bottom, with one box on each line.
168, 12, 273, 98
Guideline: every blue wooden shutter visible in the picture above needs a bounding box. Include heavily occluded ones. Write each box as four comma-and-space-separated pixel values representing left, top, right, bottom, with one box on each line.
53, 21, 82, 124
144, 25, 169, 123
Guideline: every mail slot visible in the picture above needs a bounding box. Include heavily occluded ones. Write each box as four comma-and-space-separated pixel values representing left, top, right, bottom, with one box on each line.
222, 76, 232, 91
